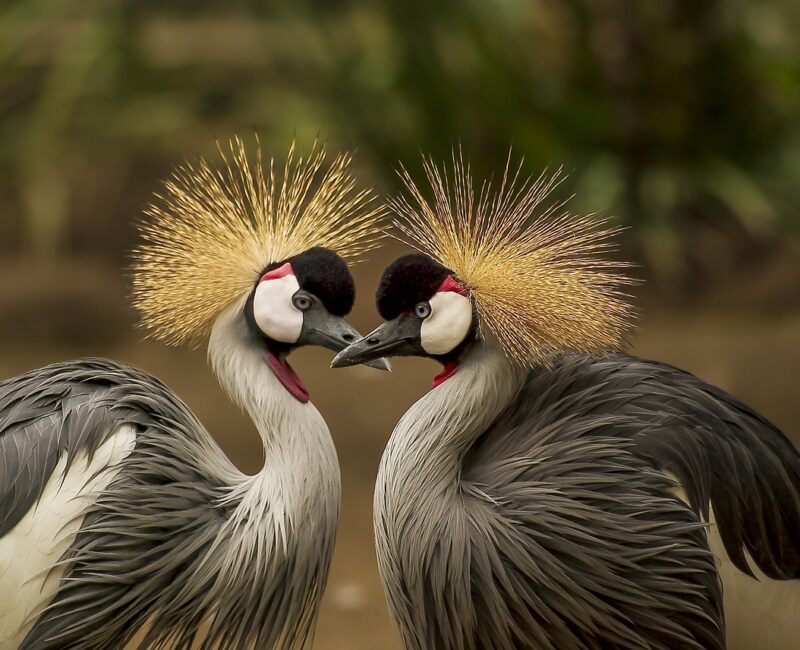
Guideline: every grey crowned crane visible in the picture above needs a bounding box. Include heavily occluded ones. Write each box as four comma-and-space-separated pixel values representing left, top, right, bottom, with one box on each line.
333, 157, 800, 650
0, 140, 386, 649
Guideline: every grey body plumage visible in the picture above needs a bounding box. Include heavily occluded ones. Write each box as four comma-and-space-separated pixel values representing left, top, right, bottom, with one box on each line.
2, 351, 338, 649
373, 343, 745, 649
0, 141, 387, 648
333, 159, 800, 649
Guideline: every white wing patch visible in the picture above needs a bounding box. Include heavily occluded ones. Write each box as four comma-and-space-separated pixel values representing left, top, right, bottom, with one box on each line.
252, 274, 303, 344
421, 291, 472, 356
0, 425, 137, 647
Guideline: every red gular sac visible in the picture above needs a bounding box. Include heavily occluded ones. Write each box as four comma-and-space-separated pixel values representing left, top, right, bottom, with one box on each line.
266, 351, 309, 403
432, 360, 460, 389
259, 261, 309, 402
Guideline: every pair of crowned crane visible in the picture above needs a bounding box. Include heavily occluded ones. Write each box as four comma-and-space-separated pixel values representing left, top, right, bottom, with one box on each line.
0, 139, 798, 650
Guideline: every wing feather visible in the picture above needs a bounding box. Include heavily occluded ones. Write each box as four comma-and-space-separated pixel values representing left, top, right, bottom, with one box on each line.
468, 353, 800, 581
0, 359, 234, 649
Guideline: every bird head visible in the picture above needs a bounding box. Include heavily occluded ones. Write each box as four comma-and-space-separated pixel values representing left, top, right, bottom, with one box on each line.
332, 151, 634, 388
330, 253, 476, 387
131, 138, 388, 403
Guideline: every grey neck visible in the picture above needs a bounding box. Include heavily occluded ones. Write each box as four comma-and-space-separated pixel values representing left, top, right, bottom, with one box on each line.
374, 339, 525, 649
378, 339, 525, 503
208, 296, 339, 487
203, 297, 340, 645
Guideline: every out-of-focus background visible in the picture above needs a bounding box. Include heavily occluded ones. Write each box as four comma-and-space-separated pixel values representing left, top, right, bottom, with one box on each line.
1, 1, 799, 648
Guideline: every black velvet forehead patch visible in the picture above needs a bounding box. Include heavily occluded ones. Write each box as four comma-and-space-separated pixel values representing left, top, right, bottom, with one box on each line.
376, 253, 451, 320
286, 247, 355, 316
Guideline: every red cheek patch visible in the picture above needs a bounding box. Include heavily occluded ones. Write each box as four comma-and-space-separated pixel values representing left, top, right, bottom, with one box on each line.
436, 275, 468, 296
261, 262, 294, 282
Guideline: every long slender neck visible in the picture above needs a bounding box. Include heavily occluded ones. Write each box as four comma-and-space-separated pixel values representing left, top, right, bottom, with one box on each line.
375, 342, 525, 517
200, 299, 340, 647
380, 341, 525, 492
209, 296, 326, 456
207, 298, 340, 512
374, 341, 526, 649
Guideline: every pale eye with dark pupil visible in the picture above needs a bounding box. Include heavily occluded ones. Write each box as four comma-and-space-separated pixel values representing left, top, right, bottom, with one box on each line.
415, 302, 431, 319
293, 295, 312, 311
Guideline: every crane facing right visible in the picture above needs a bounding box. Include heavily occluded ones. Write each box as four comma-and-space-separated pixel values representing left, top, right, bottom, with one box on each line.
333, 154, 800, 650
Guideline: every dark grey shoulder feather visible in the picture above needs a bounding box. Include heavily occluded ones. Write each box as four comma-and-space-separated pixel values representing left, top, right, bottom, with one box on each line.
463, 365, 724, 650
0, 358, 177, 537
477, 353, 800, 581
0, 358, 237, 649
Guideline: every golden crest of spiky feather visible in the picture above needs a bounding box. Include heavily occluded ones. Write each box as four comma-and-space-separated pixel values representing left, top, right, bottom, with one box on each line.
131, 138, 384, 346
389, 153, 634, 366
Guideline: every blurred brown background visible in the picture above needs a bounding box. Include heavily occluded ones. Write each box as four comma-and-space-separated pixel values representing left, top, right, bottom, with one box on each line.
1, 1, 799, 648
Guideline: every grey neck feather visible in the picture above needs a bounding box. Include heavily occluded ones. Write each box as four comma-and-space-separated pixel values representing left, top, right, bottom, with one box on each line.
209, 295, 340, 518
377, 339, 524, 497
15, 295, 341, 649
206, 296, 341, 645
374, 339, 525, 648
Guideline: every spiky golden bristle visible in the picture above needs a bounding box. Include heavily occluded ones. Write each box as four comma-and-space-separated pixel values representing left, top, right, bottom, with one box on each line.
389, 152, 635, 366
131, 138, 385, 346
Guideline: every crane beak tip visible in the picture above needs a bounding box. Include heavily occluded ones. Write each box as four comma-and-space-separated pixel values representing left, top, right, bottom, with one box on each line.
330, 353, 391, 371
369, 357, 392, 372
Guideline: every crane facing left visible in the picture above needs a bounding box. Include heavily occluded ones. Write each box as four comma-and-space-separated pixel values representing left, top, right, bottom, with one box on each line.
0, 138, 388, 650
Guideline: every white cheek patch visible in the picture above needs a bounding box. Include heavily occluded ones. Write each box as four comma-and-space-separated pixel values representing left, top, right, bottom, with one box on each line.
421, 291, 472, 355
252, 274, 303, 343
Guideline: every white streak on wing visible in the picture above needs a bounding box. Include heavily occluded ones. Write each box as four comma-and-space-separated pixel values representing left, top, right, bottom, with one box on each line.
666, 472, 800, 650
663, 470, 690, 505
0, 425, 137, 648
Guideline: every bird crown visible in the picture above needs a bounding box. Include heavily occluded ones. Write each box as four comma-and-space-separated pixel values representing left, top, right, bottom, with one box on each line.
389, 152, 635, 366
131, 137, 385, 346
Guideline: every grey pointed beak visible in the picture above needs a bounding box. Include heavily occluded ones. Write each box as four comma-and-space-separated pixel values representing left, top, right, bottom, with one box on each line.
331, 317, 421, 368
300, 313, 391, 371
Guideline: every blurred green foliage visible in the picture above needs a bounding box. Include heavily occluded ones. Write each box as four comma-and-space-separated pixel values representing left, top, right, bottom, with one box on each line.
1, 0, 798, 286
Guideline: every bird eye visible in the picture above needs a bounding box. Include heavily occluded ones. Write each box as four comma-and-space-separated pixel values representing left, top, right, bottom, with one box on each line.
415, 302, 432, 319
292, 294, 312, 311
